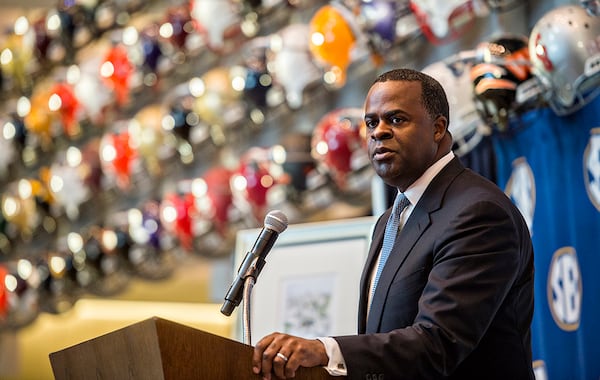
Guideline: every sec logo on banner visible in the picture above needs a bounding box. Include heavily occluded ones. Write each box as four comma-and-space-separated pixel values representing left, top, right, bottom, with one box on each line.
584, 128, 600, 212
547, 247, 582, 331
505, 157, 535, 235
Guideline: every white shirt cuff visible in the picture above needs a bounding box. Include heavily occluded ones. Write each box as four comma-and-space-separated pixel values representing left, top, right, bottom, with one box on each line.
316, 337, 348, 376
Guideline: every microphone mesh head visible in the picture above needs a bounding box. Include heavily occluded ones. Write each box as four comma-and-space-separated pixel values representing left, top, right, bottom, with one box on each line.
264, 210, 288, 233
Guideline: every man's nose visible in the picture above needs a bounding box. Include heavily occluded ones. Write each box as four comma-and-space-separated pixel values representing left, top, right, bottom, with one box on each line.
371, 122, 392, 140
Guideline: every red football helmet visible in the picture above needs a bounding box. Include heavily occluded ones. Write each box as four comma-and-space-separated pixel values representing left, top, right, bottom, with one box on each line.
0, 259, 40, 329
100, 42, 135, 108
311, 107, 371, 193
48, 81, 83, 139
99, 124, 139, 190
160, 191, 197, 252
232, 147, 282, 223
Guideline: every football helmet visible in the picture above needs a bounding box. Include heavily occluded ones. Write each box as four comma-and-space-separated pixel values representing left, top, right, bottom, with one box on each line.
191, 66, 246, 130
422, 56, 488, 156
272, 132, 317, 202
0, 259, 40, 329
357, 0, 400, 53
357, 0, 420, 55
131, 104, 173, 177
160, 191, 197, 252
99, 125, 139, 190
191, 166, 240, 257
311, 107, 370, 193
0, 115, 20, 178
308, 3, 359, 87
190, 0, 242, 51
100, 42, 135, 108
45, 150, 92, 221
1, 20, 35, 94
470, 34, 541, 131
528, 4, 600, 115
36, 250, 79, 314
48, 81, 82, 139
241, 37, 273, 110
194, 166, 235, 235
72, 57, 115, 125
409, 0, 481, 45
24, 84, 58, 151
232, 147, 281, 223
125, 201, 177, 279
160, 3, 193, 50
77, 225, 131, 296
1, 179, 48, 239
269, 23, 323, 109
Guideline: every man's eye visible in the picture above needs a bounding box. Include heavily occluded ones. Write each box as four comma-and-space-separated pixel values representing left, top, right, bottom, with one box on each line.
365, 120, 377, 129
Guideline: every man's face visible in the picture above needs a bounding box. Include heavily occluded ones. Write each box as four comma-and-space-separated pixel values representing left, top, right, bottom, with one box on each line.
364, 80, 443, 191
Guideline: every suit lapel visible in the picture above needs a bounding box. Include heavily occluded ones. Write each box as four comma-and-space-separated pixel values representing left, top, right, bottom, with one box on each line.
358, 212, 388, 333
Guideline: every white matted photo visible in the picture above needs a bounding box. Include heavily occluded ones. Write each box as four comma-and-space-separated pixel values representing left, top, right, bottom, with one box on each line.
233, 216, 375, 345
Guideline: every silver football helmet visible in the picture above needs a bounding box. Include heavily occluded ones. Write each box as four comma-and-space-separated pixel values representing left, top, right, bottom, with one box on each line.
528, 4, 600, 115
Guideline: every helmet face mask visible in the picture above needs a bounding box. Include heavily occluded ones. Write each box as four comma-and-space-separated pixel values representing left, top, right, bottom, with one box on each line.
485, 0, 525, 12
528, 4, 600, 115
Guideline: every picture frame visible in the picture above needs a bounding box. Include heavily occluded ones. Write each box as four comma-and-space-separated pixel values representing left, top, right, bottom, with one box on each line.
232, 216, 376, 344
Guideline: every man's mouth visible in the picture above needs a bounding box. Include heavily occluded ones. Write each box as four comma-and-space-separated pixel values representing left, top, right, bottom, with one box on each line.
373, 146, 394, 161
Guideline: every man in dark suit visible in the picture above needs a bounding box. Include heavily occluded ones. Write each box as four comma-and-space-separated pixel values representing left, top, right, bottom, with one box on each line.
252, 68, 535, 380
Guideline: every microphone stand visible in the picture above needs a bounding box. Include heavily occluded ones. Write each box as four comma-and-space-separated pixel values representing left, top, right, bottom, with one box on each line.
242, 276, 256, 345
220, 210, 288, 342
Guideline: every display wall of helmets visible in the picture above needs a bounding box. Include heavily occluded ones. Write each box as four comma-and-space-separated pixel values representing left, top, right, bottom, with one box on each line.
1, 0, 599, 330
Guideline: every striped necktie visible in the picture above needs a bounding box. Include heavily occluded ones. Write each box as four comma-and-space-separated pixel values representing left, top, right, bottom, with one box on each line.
370, 193, 410, 299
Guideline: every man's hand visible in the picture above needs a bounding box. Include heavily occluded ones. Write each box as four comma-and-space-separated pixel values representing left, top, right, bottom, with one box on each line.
252, 332, 329, 379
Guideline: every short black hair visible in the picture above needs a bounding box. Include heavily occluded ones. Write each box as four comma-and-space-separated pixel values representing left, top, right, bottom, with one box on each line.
373, 68, 450, 126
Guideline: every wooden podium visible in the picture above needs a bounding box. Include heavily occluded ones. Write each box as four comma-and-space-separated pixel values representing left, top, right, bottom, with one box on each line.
49, 317, 335, 379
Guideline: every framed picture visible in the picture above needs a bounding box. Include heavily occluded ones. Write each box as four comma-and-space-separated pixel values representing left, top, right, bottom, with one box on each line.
232, 216, 375, 344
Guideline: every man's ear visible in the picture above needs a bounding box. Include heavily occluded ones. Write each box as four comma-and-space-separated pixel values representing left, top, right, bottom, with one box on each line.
433, 115, 448, 141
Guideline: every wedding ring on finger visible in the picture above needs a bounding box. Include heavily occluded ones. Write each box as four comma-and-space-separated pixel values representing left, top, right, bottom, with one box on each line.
276, 352, 289, 362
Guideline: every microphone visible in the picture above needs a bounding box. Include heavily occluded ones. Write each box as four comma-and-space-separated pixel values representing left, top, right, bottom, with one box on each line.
220, 210, 288, 316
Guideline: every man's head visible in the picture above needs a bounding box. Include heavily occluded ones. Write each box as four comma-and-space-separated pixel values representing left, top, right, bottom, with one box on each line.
364, 68, 453, 191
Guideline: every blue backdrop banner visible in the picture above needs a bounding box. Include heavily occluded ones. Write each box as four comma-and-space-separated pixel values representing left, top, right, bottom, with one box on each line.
492, 96, 600, 380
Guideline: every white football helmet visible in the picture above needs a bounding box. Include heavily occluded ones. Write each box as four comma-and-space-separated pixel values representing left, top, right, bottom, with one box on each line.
422, 56, 489, 155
